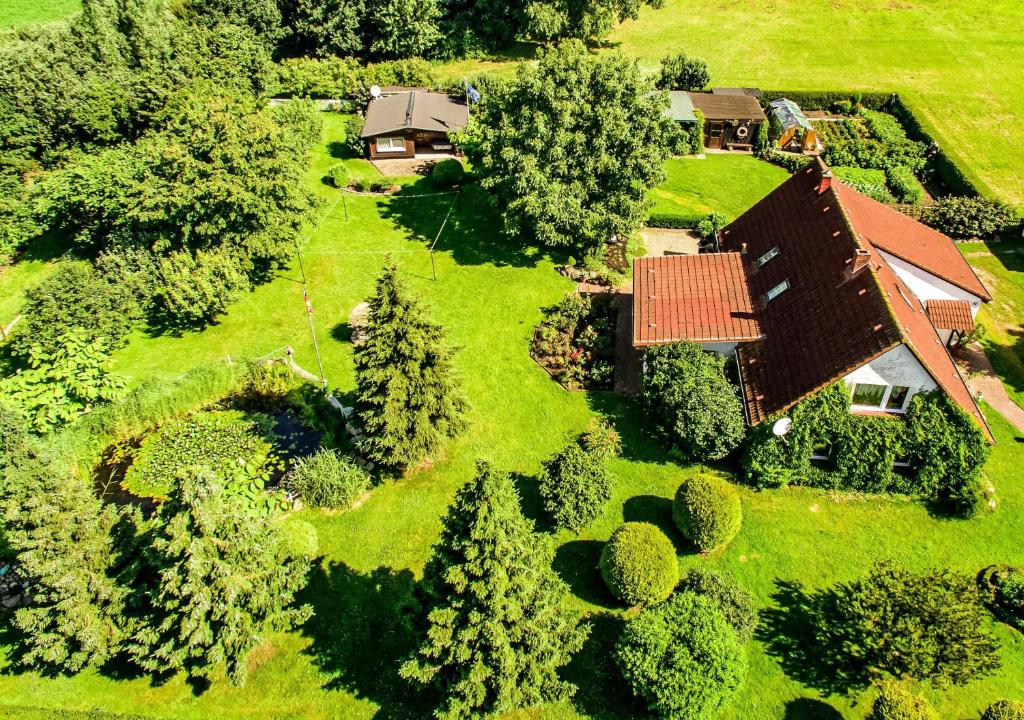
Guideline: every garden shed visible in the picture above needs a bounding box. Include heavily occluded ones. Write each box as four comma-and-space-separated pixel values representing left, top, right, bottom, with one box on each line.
360, 89, 469, 159
687, 92, 765, 150
769, 98, 819, 153
662, 91, 698, 124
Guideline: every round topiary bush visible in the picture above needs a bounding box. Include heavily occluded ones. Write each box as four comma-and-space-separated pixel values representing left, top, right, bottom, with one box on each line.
615, 591, 746, 720
867, 682, 939, 720
286, 448, 372, 510
599, 522, 678, 606
984, 700, 1024, 720
328, 163, 349, 188
431, 158, 465, 186
678, 567, 757, 642
673, 475, 742, 552
278, 517, 320, 559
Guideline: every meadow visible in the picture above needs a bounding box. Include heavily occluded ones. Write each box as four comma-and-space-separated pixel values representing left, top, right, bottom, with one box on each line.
1, 114, 1022, 720
0, 0, 79, 27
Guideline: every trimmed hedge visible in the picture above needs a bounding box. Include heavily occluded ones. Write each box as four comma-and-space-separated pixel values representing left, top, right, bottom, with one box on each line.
983, 700, 1024, 720
923, 196, 1019, 240
760, 90, 891, 112
886, 165, 924, 204
867, 682, 940, 720
646, 213, 702, 229
599, 522, 679, 606
431, 158, 465, 187
673, 475, 742, 552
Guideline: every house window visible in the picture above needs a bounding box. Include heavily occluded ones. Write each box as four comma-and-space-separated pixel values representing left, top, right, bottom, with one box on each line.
757, 246, 780, 267
810, 443, 832, 461
376, 136, 406, 153
886, 385, 911, 411
850, 383, 887, 407
765, 279, 790, 302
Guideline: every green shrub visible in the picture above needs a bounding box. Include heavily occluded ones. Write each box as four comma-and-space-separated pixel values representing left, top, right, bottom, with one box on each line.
673, 475, 742, 552
275, 56, 437, 99
286, 448, 372, 510
886, 165, 924, 204
923, 196, 1019, 239
123, 410, 281, 503
833, 166, 894, 203
646, 213, 701, 229
983, 700, 1024, 720
688, 109, 705, 154
831, 414, 906, 492
278, 517, 320, 559
539, 441, 612, 531
678, 567, 757, 642
431, 158, 465, 186
984, 565, 1024, 625
328, 163, 349, 188
369, 176, 394, 192
600, 522, 679, 606
643, 342, 746, 462
867, 682, 939, 720
354, 177, 372, 192
655, 52, 710, 91
615, 592, 746, 720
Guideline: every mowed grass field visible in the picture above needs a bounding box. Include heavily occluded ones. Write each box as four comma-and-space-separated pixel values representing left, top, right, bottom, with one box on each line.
0, 0, 79, 27
1, 115, 1022, 720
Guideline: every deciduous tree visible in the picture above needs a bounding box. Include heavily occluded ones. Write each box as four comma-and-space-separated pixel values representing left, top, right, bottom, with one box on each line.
402, 461, 589, 718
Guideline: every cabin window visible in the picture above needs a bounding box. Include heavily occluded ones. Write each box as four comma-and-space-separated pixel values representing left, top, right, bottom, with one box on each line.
376, 136, 406, 153
765, 279, 790, 302
850, 383, 887, 407
885, 385, 911, 411
756, 246, 780, 267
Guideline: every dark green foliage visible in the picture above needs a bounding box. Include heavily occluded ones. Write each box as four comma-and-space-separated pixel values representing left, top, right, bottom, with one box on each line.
354, 262, 467, 468
0, 410, 131, 672
431, 158, 466, 186
599, 522, 678, 606
11, 262, 141, 357
129, 471, 312, 686
183, 0, 283, 46
466, 42, 675, 252
672, 475, 742, 552
538, 423, 618, 531
615, 592, 746, 720
983, 700, 1024, 720
818, 110, 925, 174
643, 342, 746, 462
886, 165, 924, 204
815, 562, 1001, 686
831, 415, 905, 491
401, 462, 589, 719
274, 57, 438, 99
923, 196, 1019, 239
980, 564, 1024, 629
678, 567, 757, 642
867, 682, 940, 720
286, 448, 372, 509
655, 51, 710, 91
523, 0, 663, 42
366, 0, 442, 59
279, 0, 366, 58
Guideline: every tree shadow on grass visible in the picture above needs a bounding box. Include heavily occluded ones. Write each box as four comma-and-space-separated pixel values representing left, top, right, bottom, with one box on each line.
513, 471, 552, 533
756, 579, 872, 696
584, 392, 671, 465
378, 182, 544, 269
300, 561, 430, 719
563, 612, 646, 720
783, 697, 844, 720
621, 495, 681, 549
553, 540, 617, 609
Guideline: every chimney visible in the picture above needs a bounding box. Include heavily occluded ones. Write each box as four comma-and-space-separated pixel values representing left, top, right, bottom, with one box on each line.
851, 248, 871, 274
818, 171, 833, 195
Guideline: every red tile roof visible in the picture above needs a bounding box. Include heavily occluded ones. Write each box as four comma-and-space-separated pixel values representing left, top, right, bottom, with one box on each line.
926, 299, 975, 331
833, 183, 992, 301
633, 254, 761, 346
717, 160, 991, 440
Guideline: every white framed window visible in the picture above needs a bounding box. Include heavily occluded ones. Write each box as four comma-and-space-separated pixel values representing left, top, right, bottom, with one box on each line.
376, 136, 406, 153
757, 246, 780, 267
849, 383, 913, 413
765, 279, 790, 302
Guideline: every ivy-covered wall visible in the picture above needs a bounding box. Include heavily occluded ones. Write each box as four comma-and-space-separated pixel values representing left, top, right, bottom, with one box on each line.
741, 383, 991, 516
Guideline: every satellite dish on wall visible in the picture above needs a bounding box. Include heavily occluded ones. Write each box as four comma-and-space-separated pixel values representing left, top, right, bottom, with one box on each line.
772, 417, 792, 437
369, 85, 382, 98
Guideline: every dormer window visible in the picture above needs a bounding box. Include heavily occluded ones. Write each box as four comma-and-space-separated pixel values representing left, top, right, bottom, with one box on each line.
765, 279, 790, 302
757, 246, 780, 267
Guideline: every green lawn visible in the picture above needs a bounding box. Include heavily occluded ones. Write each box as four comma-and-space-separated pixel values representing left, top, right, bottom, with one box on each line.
0, 0, 79, 27
648, 155, 790, 221
1, 112, 1023, 720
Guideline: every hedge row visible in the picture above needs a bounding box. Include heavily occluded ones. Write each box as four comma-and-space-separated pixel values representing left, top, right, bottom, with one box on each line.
645, 213, 702, 229
760, 90, 892, 112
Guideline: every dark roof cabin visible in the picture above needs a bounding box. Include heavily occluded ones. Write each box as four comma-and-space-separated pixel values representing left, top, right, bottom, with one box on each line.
360, 90, 469, 159
687, 92, 766, 151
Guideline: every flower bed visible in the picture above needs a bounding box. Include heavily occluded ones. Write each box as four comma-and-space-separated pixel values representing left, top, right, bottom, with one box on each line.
531, 292, 617, 390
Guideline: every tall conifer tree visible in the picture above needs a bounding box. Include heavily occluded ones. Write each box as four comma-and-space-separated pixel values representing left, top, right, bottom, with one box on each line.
401, 461, 589, 718
129, 471, 312, 686
354, 261, 467, 468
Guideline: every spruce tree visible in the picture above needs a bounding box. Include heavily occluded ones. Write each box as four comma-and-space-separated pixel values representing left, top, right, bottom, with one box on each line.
0, 406, 129, 672
401, 461, 589, 719
354, 262, 467, 468
129, 470, 312, 686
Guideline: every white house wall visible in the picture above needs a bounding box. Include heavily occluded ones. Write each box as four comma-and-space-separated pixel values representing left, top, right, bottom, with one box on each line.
843, 344, 937, 407
877, 249, 984, 318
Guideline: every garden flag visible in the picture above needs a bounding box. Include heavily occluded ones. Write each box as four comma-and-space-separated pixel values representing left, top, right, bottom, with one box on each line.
465, 80, 481, 104
304, 290, 314, 315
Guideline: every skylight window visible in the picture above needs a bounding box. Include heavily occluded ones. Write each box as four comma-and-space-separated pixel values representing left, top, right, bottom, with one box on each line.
765, 279, 790, 302
756, 246, 780, 267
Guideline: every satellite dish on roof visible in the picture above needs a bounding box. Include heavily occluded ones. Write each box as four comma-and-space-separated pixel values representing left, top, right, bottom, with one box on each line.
772, 417, 792, 437
369, 85, 382, 98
